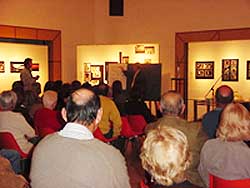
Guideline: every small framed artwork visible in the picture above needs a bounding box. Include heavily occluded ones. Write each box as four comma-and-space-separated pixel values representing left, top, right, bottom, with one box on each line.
90, 65, 104, 83
247, 61, 250, 80
32, 63, 39, 71
222, 59, 239, 81
10, 62, 24, 73
145, 46, 155, 54
195, 61, 214, 79
0, 61, 5, 73
135, 45, 145, 53
122, 56, 129, 64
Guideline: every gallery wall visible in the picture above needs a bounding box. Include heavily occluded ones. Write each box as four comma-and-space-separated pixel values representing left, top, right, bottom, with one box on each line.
0, 42, 48, 93
1, 0, 250, 95
188, 40, 250, 121
77, 43, 159, 84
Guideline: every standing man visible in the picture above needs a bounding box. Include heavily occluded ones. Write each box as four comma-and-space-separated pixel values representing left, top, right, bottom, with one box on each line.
20, 58, 39, 91
145, 91, 207, 187
30, 88, 131, 188
202, 85, 234, 138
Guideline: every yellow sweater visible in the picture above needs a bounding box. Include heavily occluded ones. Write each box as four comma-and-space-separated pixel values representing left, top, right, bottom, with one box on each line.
99, 96, 122, 137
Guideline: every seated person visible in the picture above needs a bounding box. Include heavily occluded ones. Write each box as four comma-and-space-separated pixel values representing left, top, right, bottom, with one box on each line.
140, 126, 201, 188
199, 103, 250, 188
34, 90, 64, 137
0, 156, 29, 188
0, 90, 36, 155
30, 88, 130, 188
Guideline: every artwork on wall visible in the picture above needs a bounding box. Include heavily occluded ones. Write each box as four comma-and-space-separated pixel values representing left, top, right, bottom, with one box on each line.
90, 65, 104, 85
10, 62, 39, 73
0, 61, 5, 73
195, 61, 214, 79
222, 59, 238, 81
135, 45, 145, 53
10, 62, 24, 73
145, 46, 155, 54
105, 62, 117, 81
247, 61, 250, 80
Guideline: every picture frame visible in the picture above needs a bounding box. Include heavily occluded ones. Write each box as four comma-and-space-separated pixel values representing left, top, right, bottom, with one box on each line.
195, 61, 214, 79
10, 62, 24, 73
247, 61, 250, 80
135, 44, 145, 53
90, 65, 104, 85
222, 59, 239, 81
0, 61, 5, 73
105, 62, 117, 81
145, 46, 155, 54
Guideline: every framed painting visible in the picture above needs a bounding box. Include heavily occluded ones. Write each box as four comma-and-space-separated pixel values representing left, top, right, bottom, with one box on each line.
247, 61, 250, 80
222, 59, 239, 81
0, 61, 5, 73
195, 61, 214, 79
105, 61, 117, 81
90, 65, 104, 84
135, 44, 145, 53
10, 62, 24, 73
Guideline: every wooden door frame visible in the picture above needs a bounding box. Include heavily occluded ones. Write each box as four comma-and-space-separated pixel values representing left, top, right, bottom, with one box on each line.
175, 27, 250, 118
0, 24, 61, 80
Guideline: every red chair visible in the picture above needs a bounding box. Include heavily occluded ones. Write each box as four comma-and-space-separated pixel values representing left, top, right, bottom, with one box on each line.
0, 132, 29, 158
39, 128, 55, 138
209, 174, 250, 188
93, 127, 116, 143
139, 180, 149, 188
127, 114, 147, 133
120, 116, 143, 154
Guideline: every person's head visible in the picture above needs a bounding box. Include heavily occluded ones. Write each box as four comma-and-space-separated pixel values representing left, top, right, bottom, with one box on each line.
24, 58, 32, 69
97, 83, 109, 96
23, 90, 37, 108
215, 85, 234, 107
71, 80, 81, 92
140, 126, 191, 186
42, 90, 58, 110
0, 90, 18, 111
61, 88, 103, 132
216, 103, 250, 141
160, 91, 185, 116
44, 81, 55, 92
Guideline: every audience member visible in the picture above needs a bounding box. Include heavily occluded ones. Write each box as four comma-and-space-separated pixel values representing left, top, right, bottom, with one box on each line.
140, 126, 201, 188
0, 90, 35, 154
202, 85, 234, 138
43, 81, 55, 92
199, 103, 250, 187
30, 88, 131, 188
0, 156, 29, 188
34, 90, 64, 137
145, 91, 207, 187
20, 58, 39, 91
71, 80, 81, 92
125, 87, 156, 123
97, 83, 122, 139
112, 80, 129, 116
0, 149, 22, 174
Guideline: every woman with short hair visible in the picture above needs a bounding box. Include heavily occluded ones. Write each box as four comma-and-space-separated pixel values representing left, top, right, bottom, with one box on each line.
199, 103, 250, 187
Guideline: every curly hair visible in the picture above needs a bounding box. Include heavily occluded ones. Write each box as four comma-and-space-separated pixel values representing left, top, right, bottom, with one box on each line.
140, 126, 191, 186
216, 103, 250, 141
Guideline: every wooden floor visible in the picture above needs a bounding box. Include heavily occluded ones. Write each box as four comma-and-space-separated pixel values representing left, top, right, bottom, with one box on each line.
124, 141, 145, 188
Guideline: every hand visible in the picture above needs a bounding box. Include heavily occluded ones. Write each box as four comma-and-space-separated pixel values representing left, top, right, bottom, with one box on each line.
35, 75, 40, 80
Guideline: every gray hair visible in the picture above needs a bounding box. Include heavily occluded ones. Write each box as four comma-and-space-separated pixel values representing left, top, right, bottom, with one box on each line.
0, 90, 17, 110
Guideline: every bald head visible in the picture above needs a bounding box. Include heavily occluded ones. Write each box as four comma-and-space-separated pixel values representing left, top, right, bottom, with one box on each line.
43, 90, 57, 110
65, 88, 101, 126
215, 85, 234, 106
160, 91, 185, 116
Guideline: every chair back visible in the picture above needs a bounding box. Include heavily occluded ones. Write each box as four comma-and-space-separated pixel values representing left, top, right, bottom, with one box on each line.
121, 116, 140, 137
140, 180, 149, 188
93, 127, 116, 143
127, 114, 147, 133
0, 132, 28, 158
209, 174, 250, 188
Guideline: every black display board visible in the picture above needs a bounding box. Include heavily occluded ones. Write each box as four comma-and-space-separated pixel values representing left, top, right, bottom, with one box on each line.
127, 64, 161, 101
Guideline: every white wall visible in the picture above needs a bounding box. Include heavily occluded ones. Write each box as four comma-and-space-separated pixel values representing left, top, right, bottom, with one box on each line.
77, 44, 159, 83
188, 40, 250, 121
0, 42, 48, 93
